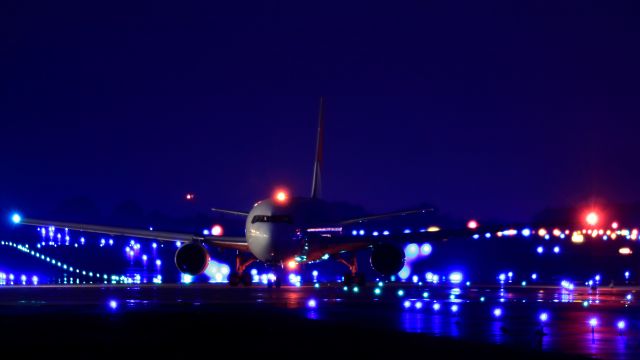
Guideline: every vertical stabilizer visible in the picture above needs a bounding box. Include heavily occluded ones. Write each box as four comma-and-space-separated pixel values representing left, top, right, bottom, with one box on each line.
311, 97, 324, 199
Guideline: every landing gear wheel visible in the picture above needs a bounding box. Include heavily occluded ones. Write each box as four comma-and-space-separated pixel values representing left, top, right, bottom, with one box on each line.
241, 272, 252, 286
343, 272, 354, 287
229, 272, 241, 287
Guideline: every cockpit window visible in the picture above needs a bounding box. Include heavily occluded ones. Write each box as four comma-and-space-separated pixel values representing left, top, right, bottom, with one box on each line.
251, 215, 293, 224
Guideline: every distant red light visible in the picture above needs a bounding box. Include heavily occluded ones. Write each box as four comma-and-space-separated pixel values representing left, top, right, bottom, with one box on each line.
211, 225, 223, 236
287, 260, 298, 270
467, 220, 479, 229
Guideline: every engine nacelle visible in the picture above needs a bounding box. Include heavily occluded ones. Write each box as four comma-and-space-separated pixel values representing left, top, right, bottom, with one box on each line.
174, 242, 210, 276
370, 243, 405, 275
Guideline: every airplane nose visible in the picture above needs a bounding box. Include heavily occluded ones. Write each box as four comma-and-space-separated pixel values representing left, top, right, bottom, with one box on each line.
247, 223, 297, 263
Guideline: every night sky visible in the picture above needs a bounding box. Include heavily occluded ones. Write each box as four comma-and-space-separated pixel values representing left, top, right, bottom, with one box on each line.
1, 1, 640, 222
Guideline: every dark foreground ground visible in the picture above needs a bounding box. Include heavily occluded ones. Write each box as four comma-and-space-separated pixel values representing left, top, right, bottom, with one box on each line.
0, 284, 637, 359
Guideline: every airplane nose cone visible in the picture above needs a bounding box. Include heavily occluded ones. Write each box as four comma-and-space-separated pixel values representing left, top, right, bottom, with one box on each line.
247, 224, 297, 263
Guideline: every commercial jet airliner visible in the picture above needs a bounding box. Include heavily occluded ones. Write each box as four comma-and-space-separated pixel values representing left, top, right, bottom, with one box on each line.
10, 98, 450, 287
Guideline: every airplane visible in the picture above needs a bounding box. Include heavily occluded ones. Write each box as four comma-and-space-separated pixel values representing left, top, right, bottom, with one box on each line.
9, 98, 455, 287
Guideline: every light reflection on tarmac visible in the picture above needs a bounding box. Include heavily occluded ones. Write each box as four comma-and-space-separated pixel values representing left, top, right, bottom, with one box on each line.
0, 284, 638, 359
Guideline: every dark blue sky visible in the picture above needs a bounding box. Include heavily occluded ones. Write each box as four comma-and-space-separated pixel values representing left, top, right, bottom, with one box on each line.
1, 1, 639, 222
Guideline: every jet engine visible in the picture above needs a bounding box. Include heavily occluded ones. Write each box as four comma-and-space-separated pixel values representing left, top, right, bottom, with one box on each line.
174, 242, 210, 276
370, 243, 405, 275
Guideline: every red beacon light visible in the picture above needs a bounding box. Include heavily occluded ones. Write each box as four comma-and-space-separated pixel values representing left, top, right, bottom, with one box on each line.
274, 190, 289, 203
467, 220, 479, 230
211, 224, 223, 237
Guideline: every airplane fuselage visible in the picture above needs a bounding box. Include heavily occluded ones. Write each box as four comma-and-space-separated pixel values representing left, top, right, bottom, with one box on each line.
245, 197, 365, 265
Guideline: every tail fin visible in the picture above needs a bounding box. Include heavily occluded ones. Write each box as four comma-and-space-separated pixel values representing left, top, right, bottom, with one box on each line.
311, 97, 324, 199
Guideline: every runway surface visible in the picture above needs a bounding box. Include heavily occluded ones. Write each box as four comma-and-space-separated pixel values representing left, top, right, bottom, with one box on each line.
0, 283, 638, 359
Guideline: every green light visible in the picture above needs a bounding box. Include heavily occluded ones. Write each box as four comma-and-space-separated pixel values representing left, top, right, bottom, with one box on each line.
353, 286, 359, 293
377, 281, 384, 287
422, 291, 429, 298
374, 288, 381, 296
343, 286, 348, 292
521, 281, 527, 286
449, 294, 455, 300
583, 301, 589, 308
480, 297, 485, 302
314, 283, 320, 288
397, 289, 405, 297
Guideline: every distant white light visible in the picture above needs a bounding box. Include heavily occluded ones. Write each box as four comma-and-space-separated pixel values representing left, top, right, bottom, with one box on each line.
156, 259, 162, 266
493, 308, 503, 318
414, 301, 423, 310
449, 272, 463, 284
433, 302, 441, 311
521, 228, 531, 237
539, 312, 549, 322
11, 213, 21, 224
451, 304, 459, 313
537, 246, 544, 254
307, 299, 317, 309
109, 300, 118, 310
352, 230, 358, 236
531, 273, 538, 280
420, 243, 432, 256
589, 318, 598, 327
403, 300, 411, 309
398, 266, 411, 280
359, 230, 365, 236
405, 243, 419, 259
553, 246, 560, 254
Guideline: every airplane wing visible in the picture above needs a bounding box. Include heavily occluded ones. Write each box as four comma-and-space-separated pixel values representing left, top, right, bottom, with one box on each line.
340, 208, 433, 225
13, 216, 249, 251
303, 223, 488, 261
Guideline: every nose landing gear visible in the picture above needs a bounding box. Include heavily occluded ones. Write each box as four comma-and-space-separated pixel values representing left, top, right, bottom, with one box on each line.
229, 254, 255, 287
338, 254, 366, 288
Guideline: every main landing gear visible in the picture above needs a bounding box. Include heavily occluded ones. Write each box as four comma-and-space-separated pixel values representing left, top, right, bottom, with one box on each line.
228, 254, 255, 287
338, 254, 366, 288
